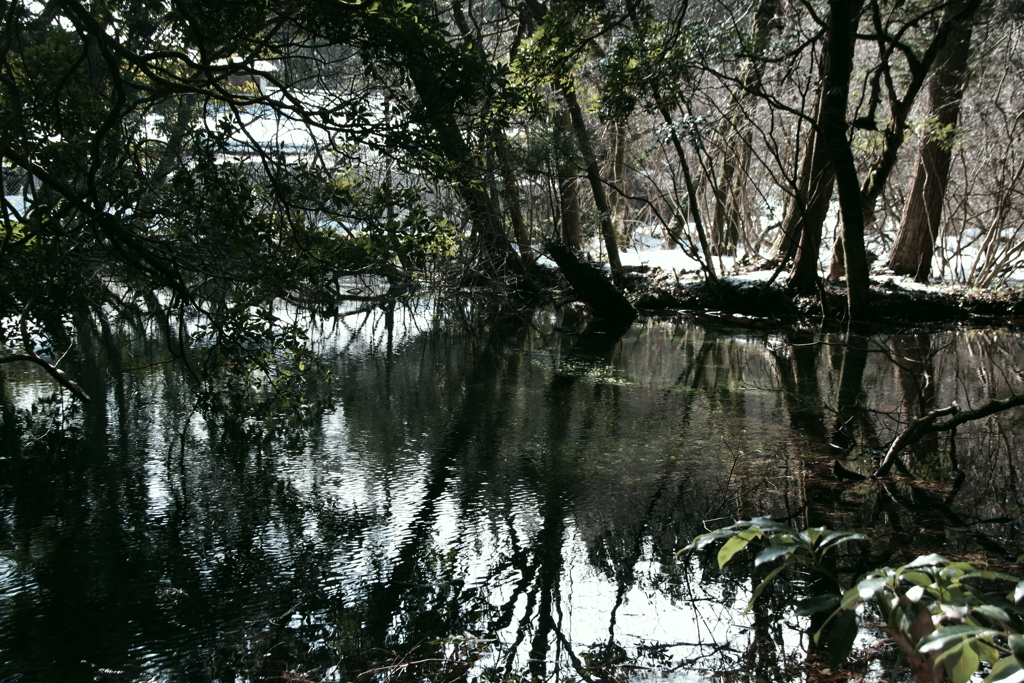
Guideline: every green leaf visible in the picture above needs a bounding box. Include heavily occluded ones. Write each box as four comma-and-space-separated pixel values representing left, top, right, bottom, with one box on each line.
802, 527, 824, 547
907, 553, 950, 568
827, 609, 859, 667
903, 570, 936, 587
747, 517, 794, 533
755, 544, 797, 567
876, 594, 894, 622
978, 639, 1002, 668
919, 626, 999, 654
839, 585, 863, 611
818, 532, 869, 553
819, 530, 861, 546
988, 656, 1024, 683
796, 594, 841, 617
944, 637, 980, 683
718, 534, 754, 569
1011, 633, 1024, 666
974, 604, 1013, 625
1014, 581, 1024, 604
682, 529, 731, 553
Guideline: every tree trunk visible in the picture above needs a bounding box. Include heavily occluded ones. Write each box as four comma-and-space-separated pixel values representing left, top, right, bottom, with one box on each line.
787, 159, 835, 294
830, 0, 980, 282
819, 0, 870, 320
546, 242, 637, 322
412, 3, 523, 283
561, 83, 626, 287
887, 2, 975, 282
492, 130, 533, 263
452, 0, 533, 267
772, 72, 840, 296
769, 99, 821, 266
610, 119, 630, 251
784, 89, 836, 294
555, 108, 585, 250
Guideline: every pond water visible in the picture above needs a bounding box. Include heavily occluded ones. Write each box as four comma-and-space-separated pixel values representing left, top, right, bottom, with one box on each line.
2, 301, 1024, 683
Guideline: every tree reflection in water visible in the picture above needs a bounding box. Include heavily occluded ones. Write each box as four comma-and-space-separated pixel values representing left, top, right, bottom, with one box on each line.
1, 301, 1023, 682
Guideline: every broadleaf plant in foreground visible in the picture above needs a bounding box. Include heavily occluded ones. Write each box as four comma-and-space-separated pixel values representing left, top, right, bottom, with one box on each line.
685, 518, 1024, 683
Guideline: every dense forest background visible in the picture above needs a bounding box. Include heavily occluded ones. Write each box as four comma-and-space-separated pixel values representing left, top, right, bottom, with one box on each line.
2, 0, 1024, 393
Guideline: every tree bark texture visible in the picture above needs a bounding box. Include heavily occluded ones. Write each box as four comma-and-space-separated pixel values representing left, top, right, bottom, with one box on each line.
561, 83, 626, 286
887, 1, 975, 282
785, 90, 836, 294
555, 109, 585, 250
610, 119, 630, 251
819, 0, 871, 320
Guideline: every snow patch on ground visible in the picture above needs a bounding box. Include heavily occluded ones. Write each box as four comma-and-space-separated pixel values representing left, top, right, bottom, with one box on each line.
615, 240, 1023, 295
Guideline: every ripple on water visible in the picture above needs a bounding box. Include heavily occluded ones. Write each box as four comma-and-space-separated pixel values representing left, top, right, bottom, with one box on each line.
0, 555, 37, 606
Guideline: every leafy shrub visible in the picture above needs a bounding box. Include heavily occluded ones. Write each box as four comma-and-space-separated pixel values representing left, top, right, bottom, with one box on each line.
685, 518, 1024, 683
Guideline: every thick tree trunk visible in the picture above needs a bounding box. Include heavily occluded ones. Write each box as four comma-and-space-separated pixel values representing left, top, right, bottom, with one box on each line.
561, 83, 626, 287
784, 86, 835, 294
774, 79, 837, 296
405, 68, 523, 282
786, 154, 835, 293
817, 0, 870, 319
830, 0, 980, 282
887, 2, 975, 282
546, 242, 637, 322
770, 99, 822, 266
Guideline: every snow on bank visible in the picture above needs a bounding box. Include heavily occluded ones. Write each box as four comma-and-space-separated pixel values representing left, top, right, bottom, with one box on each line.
614, 239, 1023, 294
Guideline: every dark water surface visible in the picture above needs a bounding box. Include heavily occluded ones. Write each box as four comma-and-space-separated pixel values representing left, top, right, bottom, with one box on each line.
2, 302, 1024, 682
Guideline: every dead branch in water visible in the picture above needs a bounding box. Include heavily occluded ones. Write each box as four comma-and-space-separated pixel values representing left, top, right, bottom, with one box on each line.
873, 393, 1024, 477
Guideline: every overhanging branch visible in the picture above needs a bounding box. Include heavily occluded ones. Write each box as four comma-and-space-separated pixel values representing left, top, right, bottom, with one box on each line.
0, 354, 91, 402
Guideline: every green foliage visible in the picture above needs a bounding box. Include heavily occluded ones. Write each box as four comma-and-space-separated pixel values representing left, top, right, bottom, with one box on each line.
687, 520, 1024, 682
685, 518, 867, 614
0, 0, 476, 409
597, 18, 698, 120
912, 117, 966, 151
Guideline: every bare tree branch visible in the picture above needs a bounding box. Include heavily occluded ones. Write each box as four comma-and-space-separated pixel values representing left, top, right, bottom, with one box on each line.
873, 393, 1024, 477
0, 354, 91, 402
